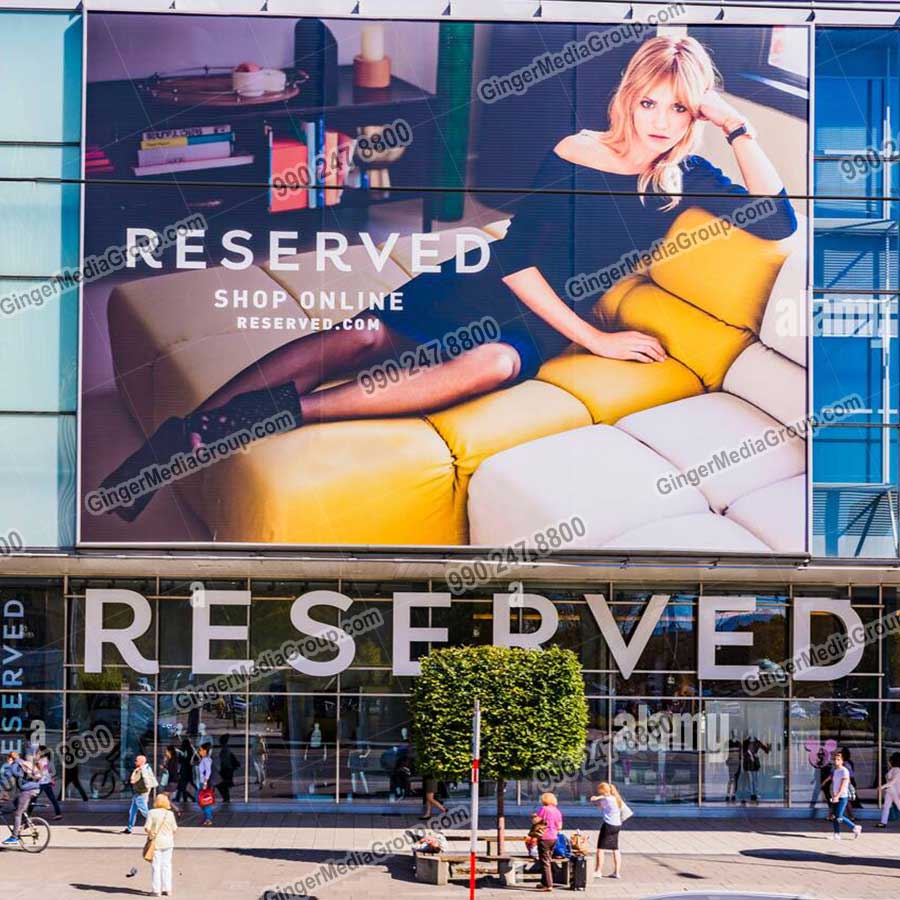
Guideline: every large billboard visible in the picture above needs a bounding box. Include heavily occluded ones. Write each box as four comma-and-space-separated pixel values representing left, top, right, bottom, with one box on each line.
79, 12, 811, 550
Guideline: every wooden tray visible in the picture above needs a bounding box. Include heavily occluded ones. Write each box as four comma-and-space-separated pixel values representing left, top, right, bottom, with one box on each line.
142, 72, 307, 107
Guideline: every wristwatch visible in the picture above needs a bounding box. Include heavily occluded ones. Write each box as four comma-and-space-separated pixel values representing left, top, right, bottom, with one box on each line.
726, 123, 751, 145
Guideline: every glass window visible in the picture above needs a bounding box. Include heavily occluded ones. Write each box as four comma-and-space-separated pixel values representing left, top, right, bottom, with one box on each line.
0, 280, 78, 413
157, 694, 246, 802
248, 695, 338, 801
610, 593, 697, 673
702, 700, 786, 805
0, 414, 75, 548
790, 699, 878, 807
66, 692, 155, 800
0, 581, 64, 691
0, 12, 82, 143
611, 698, 699, 805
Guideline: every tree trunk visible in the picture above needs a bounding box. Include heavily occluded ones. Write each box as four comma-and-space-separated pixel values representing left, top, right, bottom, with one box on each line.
496, 777, 506, 855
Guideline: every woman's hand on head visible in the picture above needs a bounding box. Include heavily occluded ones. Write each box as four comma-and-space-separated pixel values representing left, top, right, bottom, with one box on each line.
588, 330, 666, 363
698, 90, 743, 133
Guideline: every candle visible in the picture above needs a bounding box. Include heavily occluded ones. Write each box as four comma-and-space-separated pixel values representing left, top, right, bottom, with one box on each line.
361, 23, 385, 62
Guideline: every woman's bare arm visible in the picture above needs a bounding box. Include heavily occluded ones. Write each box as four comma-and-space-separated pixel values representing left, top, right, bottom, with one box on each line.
502, 266, 666, 363
699, 92, 785, 196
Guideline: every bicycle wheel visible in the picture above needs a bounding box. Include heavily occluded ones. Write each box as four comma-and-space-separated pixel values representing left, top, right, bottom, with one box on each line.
19, 816, 50, 853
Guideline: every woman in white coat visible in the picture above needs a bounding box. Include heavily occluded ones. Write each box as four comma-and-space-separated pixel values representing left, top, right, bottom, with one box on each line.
878, 752, 900, 828
145, 793, 178, 896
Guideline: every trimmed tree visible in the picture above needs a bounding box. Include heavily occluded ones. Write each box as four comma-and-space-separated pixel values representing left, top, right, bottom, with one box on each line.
410, 645, 587, 853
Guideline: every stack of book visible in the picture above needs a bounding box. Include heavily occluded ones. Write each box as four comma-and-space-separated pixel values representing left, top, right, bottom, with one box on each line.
269, 118, 356, 213
86, 145, 114, 175
133, 125, 253, 177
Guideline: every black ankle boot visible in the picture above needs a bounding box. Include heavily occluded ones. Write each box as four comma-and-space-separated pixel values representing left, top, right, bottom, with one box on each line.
98, 416, 192, 521
186, 382, 302, 445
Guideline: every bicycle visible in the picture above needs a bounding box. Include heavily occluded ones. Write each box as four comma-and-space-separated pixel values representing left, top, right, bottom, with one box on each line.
0, 803, 51, 853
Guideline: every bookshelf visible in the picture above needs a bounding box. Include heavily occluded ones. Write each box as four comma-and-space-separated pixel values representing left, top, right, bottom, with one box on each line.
83, 67, 440, 254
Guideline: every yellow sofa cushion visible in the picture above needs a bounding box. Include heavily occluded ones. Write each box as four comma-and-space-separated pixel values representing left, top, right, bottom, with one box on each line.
537, 353, 704, 423
611, 281, 755, 392
198, 418, 459, 545
427, 380, 592, 541
649, 206, 790, 333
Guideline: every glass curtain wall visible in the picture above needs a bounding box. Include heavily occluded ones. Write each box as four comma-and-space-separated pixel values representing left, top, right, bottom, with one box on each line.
0, 10, 82, 549
0, 577, 889, 810
814, 28, 900, 556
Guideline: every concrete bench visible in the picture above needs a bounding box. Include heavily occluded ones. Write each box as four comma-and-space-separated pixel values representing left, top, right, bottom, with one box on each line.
413, 852, 517, 886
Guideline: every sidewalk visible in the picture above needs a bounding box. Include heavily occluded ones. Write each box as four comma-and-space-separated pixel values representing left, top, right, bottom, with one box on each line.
2, 809, 900, 899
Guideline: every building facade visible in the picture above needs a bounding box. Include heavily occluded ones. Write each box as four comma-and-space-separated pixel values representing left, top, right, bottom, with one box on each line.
2, 0, 900, 812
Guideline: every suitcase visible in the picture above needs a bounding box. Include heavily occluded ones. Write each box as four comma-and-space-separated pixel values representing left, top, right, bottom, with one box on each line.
551, 859, 570, 886
570, 854, 588, 891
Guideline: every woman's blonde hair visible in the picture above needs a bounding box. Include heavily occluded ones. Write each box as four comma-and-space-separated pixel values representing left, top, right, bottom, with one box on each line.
154, 793, 172, 810
600, 36, 720, 209
596, 781, 624, 809
540, 791, 558, 807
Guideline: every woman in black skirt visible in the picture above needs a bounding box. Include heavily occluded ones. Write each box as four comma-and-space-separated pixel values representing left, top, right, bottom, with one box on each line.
591, 782, 625, 879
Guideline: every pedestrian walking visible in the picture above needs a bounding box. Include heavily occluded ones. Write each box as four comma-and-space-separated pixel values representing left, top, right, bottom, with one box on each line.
590, 782, 628, 879
531, 791, 563, 893
840, 746, 862, 820
31, 746, 62, 820
420, 774, 447, 820
123, 754, 158, 835
2, 752, 41, 846
877, 752, 900, 828
829, 750, 862, 840
174, 738, 196, 804
197, 744, 214, 826
216, 734, 239, 804
144, 793, 178, 897
160, 746, 182, 816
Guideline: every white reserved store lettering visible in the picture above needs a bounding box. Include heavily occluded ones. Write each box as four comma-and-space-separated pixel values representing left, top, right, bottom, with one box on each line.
83, 590, 867, 683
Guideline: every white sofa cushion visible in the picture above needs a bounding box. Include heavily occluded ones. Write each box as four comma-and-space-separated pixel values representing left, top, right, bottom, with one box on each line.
603, 513, 771, 552
725, 474, 806, 553
723, 342, 806, 427
467, 424, 710, 547
617, 392, 805, 514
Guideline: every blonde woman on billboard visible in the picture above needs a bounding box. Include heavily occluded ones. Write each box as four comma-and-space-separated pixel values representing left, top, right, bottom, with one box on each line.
101, 35, 796, 520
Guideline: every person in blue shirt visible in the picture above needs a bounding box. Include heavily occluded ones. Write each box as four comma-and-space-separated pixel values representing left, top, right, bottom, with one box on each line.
2, 752, 41, 845
101, 34, 797, 520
